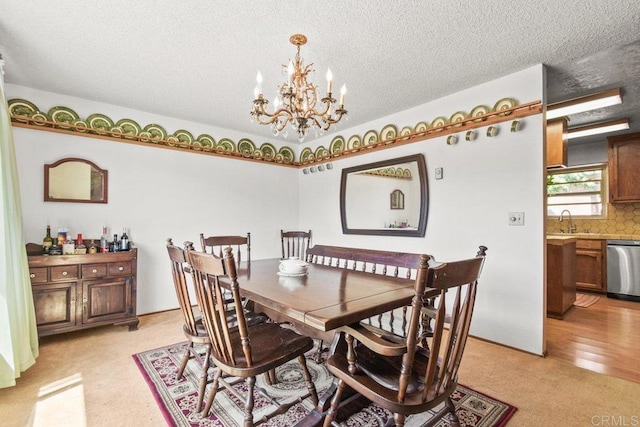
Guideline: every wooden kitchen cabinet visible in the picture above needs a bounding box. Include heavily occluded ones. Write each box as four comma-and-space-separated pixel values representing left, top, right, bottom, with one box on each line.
608, 132, 640, 203
28, 249, 138, 337
547, 237, 576, 319
546, 118, 567, 168
575, 239, 606, 293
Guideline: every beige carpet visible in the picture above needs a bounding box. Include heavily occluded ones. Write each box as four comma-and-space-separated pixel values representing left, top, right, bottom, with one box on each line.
1, 309, 639, 427
574, 293, 601, 308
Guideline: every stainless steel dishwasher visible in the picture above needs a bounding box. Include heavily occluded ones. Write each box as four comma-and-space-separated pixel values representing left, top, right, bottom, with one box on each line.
607, 240, 640, 302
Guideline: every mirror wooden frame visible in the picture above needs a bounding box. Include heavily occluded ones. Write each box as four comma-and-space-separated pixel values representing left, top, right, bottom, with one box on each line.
340, 154, 428, 237
44, 157, 108, 203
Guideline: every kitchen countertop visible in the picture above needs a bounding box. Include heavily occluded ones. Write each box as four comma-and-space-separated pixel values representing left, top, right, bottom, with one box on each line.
547, 233, 640, 240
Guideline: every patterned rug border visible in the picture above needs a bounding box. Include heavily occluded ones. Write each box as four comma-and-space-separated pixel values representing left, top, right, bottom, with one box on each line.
133, 342, 517, 426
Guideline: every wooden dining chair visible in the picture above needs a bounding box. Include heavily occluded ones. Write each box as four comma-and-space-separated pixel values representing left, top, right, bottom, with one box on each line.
281, 229, 312, 260
166, 238, 212, 412
200, 232, 250, 266
186, 247, 319, 425
323, 246, 487, 427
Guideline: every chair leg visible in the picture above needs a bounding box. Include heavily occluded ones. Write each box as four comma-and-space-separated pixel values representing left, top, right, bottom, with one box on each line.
445, 397, 460, 427
177, 342, 193, 380
298, 355, 319, 406
243, 376, 256, 427
393, 413, 406, 427
201, 368, 222, 416
196, 345, 212, 412
323, 378, 346, 427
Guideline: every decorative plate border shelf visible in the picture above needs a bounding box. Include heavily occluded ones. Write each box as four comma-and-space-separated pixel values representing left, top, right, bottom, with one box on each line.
9, 98, 541, 168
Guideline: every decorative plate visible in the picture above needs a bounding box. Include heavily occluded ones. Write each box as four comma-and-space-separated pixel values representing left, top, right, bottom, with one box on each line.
470, 105, 490, 122
300, 147, 313, 163
363, 129, 379, 146
110, 125, 125, 137
190, 140, 203, 151
400, 126, 413, 139
138, 131, 152, 142
275, 153, 284, 163
260, 143, 277, 159
73, 119, 89, 132
449, 111, 468, 127
347, 135, 362, 150
415, 121, 429, 133
330, 135, 345, 155
315, 145, 329, 159
218, 138, 236, 153
278, 146, 295, 163
142, 123, 167, 142
196, 134, 216, 151
252, 148, 263, 160
88, 114, 115, 135
166, 135, 179, 146
403, 169, 412, 179
430, 116, 448, 130
173, 129, 194, 145
238, 138, 256, 154
115, 119, 141, 139
48, 106, 79, 129
8, 99, 38, 122
493, 98, 517, 116
380, 124, 398, 143
31, 112, 49, 126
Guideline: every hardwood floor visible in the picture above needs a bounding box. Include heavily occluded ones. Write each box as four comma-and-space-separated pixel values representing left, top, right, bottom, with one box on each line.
546, 293, 640, 383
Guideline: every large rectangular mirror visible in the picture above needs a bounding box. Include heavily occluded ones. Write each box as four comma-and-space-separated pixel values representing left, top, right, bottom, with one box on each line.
44, 158, 108, 203
340, 154, 428, 236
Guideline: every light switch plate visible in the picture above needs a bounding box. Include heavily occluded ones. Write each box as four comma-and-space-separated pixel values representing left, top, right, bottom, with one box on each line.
435, 167, 443, 180
508, 212, 524, 226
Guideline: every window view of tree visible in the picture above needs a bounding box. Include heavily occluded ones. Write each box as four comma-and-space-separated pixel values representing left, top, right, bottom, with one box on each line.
547, 165, 605, 217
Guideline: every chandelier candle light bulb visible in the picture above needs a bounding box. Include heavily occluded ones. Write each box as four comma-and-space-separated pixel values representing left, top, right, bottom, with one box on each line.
327, 69, 333, 93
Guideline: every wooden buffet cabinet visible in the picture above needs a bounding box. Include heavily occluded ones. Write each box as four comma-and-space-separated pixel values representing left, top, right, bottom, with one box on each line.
28, 249, 138, 337
575, 239, 606, 293
608, 132, 640, 203
547, 237, 576, 319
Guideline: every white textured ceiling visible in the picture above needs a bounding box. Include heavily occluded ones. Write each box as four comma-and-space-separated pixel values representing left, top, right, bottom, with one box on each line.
1, 1, 640, 143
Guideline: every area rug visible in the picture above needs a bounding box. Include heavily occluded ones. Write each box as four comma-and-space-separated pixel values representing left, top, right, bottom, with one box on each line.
574, 293, 601, 308
133, 342, 516, 426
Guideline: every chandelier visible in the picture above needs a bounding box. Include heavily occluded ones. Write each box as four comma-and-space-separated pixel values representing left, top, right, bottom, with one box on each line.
250, 34, 347, 142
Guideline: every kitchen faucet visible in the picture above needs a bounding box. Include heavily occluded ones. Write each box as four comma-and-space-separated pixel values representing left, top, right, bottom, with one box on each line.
559, 209, 577, 233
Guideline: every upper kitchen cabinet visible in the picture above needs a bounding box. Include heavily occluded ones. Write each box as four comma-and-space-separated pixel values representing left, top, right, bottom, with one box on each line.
546, 118, 568, 168
608, 132, 640, 203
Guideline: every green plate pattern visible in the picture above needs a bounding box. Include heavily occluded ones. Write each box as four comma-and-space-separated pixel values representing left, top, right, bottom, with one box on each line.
87, 114, 114, 134
143, 123, 167, 142
470, 105, 490, 122
238, 138, 256, 154
278, 146, 295, 164
8, 99, 38, 122
196, 134, 216, 151
218, 138, 236, 153
300, 147, 313, 163
347, 135, 362, 150
315, 146, 329, 159
494, 98, 517, 116
415, 121, 428, 133
330, 136, 345, 155
31, 113, 49, 126
115, 119, 142, 139
363, 129, 379, 146
380, 124, 398, 143
260, 143, 277, 160
450, 111, 467, 127
48, 106, 79, 129
430, 116, 447, 130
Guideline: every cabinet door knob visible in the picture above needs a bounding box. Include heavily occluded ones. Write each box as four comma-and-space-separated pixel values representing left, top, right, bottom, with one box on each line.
30, 273, 35, 279
118, 266, 124, 271
92, 269, 98, 273
62, 271, 68, 276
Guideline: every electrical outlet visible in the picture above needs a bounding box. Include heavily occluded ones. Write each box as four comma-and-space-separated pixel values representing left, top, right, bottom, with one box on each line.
508, 212, 524, 226
435, 167, 443, 180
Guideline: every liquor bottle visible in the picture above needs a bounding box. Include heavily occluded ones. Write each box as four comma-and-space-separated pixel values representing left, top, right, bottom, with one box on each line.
120, 228, 129, 251
110, 234, 119, 252
100, 226, 109, 253
42, 225, 53, 254
62, 238, 75, 255
88, 240, 98, 254
75, 233, 87, 254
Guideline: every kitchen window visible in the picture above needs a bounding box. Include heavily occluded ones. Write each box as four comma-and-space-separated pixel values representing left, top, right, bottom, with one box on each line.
547, 164, 607, 218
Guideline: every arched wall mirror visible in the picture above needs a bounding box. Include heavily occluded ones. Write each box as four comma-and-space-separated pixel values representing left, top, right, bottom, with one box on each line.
340, 153, 428, 236
44, 158, 108, 203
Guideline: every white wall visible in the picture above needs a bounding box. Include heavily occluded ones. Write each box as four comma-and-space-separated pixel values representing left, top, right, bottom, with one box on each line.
9, 65, 546, 354
298, 65, 546, 355
9, 84, 301, 314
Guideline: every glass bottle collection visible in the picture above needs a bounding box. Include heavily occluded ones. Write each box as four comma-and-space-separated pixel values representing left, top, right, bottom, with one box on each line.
42, 225, 132, 255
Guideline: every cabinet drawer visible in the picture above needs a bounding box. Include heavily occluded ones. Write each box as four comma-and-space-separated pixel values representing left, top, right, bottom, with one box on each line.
576, 239, 603, 250
82, 264, 108, 278
51, 265, 79, 281
29, 267, 48, 283
108, 261, 132, 276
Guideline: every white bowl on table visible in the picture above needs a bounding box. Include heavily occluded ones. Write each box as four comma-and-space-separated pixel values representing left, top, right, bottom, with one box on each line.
278, 257, 309, 276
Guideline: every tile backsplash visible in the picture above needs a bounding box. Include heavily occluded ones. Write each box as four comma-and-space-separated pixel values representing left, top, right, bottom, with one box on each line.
547, 203, 640, 235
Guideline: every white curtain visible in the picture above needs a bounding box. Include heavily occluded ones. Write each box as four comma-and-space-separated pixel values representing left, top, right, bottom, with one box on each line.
0, 54, 39, 388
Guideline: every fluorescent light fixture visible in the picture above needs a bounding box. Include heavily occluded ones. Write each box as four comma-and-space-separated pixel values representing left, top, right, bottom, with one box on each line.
547, 88, 622, 120
567, 119, 629, 139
